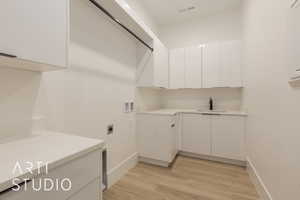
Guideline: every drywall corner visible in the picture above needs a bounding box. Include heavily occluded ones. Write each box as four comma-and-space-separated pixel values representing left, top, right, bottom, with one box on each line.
247, 157, 273, 200
107, 152, 138, 188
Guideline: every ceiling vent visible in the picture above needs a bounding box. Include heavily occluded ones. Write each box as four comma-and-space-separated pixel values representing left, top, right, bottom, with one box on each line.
178, 6, 196, 13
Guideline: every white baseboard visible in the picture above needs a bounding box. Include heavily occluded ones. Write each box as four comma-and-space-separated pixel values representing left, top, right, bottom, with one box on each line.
139, 156, 170, 167
107, 153, 138, 188
179, 151, 246, 167
247, 157, 273, 200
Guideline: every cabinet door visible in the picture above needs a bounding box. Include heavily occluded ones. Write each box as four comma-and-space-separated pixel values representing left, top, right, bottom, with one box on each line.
290, 1, 300, 74
202, 43, 221, 88
0, 0, 69, 67
154, 38, 169, 88
181, 114, 211, 155
137, 114, 175, 162
0, 150, 101, 200
185, 46, 203, 88
220, 41, 242, 87
170, 116, 178, 159
169, 48, 185, 89
176, 114, 182, 151
211, 116, 245, 161
68, 179, 101, 200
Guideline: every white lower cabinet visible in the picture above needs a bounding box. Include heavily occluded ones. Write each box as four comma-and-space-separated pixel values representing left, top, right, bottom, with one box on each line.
68, 179, 101, 200
181, 114, 211, 155
175, 114, 181, 152
0, 150, 102, 200
136, 114, 178, 166
136, 112, 246, 167
181, 113, 245, 162
211, 116, 245, 161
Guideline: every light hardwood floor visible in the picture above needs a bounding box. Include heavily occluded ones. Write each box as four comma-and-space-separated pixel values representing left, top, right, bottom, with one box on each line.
104, 156, 259, 200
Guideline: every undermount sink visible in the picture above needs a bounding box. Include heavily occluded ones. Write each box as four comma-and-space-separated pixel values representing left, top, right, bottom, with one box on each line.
197, 109, 227, 113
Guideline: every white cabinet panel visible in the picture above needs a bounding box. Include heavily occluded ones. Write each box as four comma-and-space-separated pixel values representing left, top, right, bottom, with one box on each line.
185, 46, 203, 88
220, 41, 242, 87
169, 48, 185, 89
137, 114, 177, 164
295, 3, 300, 72
154, 39, 169, 88
176, 114, 182, 151
0, 150, 102, 200
211, 116, 245, 161
181, 114, 211, 155
68, 179, 101, 200
169, 40, 242, 89
290, 1, 300, 75
136, 37, 169, 88
170, 116, 178, 160
202, 41, 242, 88
202, 43, 221, 88
0, 0, 69, 69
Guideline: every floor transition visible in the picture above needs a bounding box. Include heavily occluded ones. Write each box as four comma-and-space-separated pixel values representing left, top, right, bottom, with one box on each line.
104, 156, 259, 200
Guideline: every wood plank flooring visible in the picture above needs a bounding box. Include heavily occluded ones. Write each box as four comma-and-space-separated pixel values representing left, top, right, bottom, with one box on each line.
104, 156, 259, 200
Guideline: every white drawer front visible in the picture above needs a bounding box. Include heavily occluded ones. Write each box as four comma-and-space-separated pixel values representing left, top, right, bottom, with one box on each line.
1, 150, 102, 200
68, 179, 101, 200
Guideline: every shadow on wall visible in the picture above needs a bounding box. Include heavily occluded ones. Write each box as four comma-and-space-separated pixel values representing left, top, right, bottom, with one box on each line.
69, 42, 135, 85
71, 0, 138, 70
34, 0, 138, 150
0, 67, 41, 140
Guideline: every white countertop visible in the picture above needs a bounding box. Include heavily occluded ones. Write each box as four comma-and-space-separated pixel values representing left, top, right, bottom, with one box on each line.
0, 132, 104, 193
137, 109, 248, 116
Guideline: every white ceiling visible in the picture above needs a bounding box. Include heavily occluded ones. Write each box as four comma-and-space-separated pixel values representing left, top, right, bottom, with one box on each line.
138, 0, 242, 26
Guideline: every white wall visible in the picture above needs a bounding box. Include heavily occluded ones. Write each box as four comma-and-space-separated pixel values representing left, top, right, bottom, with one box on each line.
159, 6, 242, 48
161, 88, 242, 110
135, 88, 162, 111
242, 0, 300, 199
0, 68, 40, 141
35, 0, 138, 183
124, 0, 160, 36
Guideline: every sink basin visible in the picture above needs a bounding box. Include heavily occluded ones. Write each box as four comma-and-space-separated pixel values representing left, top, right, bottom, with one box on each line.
209, 110, 227, 112
197, 109, 227, 113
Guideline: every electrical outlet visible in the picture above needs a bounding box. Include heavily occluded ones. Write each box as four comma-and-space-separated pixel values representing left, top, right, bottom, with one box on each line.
107, 125, 114, 135
130, 102, 134, 112
124, 102, 130, 113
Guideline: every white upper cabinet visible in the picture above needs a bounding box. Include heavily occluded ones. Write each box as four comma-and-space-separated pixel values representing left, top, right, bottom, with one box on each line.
203, 41, 242, 88
185, 46, 203, 88
294, 2, 300, 72
169, 40, 243, 89
289, 1, 300, 81
220, 41, 242, 87
137, 36, 169, 88
154, 39, 169, 88
169, 48, 185, 89
0, 0, 69, 71
202, 42, 221, 88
